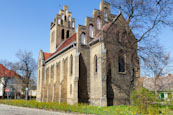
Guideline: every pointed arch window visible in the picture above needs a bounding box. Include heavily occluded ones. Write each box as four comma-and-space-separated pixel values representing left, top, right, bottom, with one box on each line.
104, 7, 108, 21
66, 30, 70, 38
94, 55, 98, 73
81, 32, 86, 45
118, 51, 125, 72
61, 29, 64, 40
97, 17, 101, 30
89, 24, 94, 38
70, 55, 73, 75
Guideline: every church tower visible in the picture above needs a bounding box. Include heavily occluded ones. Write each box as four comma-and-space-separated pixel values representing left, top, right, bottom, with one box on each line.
50, 5, 75, 53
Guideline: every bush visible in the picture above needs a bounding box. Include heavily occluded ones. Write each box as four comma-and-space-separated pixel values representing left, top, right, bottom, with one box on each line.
130, 87, 160, 114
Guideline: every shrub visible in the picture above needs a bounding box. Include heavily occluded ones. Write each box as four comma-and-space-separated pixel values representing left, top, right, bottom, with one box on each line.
130, 87, 160, 114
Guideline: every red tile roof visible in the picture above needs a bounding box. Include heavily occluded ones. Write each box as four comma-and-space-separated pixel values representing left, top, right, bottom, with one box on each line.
43, 33, 76, 61
0, 64, 18, 78
43, 52, 52, 60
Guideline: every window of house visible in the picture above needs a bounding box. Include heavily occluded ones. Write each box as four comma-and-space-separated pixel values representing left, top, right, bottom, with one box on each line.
104, 7, 108, 21
94, 55, 98, 73
61, 29, 64, 40
80, 32, 86, 45
66, 30, 70, 38
70, 55, 73, 75
118, 51, 125, 72
89, 24, 94, 38
97, 17, 101, 30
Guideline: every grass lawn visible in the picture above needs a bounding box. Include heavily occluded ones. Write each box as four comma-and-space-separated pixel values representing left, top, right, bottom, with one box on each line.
0, 99, 171, 115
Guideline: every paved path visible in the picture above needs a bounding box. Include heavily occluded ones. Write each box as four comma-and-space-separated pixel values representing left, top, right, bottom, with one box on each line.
0, 104, 83, 115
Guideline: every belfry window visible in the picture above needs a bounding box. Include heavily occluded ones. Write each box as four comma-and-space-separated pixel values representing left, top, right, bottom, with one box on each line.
61, 29, 64, 40
118, 51, 125, 72
97, 17, 101, 30
94, 55, 98, 73
66, 30, 70, 38
89, 24, 94, 38
80, 32, 86, 45
70, 55, 73, 75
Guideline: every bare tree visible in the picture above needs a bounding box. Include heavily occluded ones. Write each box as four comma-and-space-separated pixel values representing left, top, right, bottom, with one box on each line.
141, 43, 171, 94
15, 50, 36, 98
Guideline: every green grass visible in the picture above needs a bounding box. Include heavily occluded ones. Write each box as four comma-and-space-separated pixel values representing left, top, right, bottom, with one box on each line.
0, 99, 171, 115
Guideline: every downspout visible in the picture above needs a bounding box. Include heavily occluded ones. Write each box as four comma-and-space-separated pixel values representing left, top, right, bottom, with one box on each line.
100, 38, 103, 106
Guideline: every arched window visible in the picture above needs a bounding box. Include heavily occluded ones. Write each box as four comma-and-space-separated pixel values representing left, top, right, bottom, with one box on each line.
66, 30, 70, 38
89, 24, 94, 38
97, 17, 101, 30
70, 55, 73, 75
118, 51, 125, 72
104, 7, 108, 21
94, 55, 98, 73
80, 32, 86, 45
61, 29, 64, 40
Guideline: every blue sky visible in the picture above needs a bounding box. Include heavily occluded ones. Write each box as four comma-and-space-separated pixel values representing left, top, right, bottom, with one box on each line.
0, 0, 172, 63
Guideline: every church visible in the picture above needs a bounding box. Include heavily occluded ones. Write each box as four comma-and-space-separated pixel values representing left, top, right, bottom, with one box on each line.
36, 1, 140, 106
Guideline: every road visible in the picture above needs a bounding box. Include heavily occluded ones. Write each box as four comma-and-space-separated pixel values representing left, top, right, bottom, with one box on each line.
0, 104, 83, 115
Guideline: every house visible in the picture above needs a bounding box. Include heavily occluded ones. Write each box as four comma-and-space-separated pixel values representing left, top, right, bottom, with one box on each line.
37, 1, 140, 106
141, 74, 173, 100
0, 64, 23, 99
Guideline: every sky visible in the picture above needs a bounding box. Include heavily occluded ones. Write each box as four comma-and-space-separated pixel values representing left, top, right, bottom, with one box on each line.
0, 0, 173, 64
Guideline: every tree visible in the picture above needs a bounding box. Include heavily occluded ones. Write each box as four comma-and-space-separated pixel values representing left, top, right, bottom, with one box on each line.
15, 50, 36, 99
141, 43, 171, 94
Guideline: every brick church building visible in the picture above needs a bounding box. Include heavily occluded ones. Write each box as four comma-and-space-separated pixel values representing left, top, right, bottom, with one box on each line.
36, 1, 140, 106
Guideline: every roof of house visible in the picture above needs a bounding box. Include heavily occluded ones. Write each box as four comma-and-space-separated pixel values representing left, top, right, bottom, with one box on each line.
141, 75, 173, 91
0, 64, 18, 78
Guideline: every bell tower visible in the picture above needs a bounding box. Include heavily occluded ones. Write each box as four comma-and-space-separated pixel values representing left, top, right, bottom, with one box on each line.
50, 5, 75, 53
